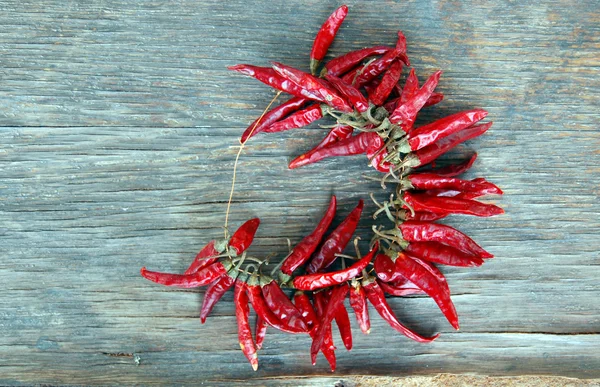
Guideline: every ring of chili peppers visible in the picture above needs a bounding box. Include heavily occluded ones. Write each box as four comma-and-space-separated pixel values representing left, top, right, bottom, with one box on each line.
141, 5, 504, 372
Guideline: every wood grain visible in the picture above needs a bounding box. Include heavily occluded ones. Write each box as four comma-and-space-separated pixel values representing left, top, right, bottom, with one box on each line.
1, 0, 599, 384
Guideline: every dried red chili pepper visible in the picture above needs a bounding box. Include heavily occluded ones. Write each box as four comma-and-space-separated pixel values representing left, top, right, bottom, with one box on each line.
234, 279, 258, 371
281, 196, 337, 276
399, 220, 493, 258
295, 242, 377, 290
349, 281, 370, 334
255, 316, 268, 350
289, 125, 354, 169
418, 153, 477, 177
353, 49, 400, 87
404, 172, 502, 195
366, 132, 392, 172
390, 70, 443, 131
325, 74, 370, 113
399, 210, 449, 222
263, 103, 326, 134
307, 199, 364, 273
271, 62, 353, 113
400, 68, 419, 104
184, 240, 221, 275
378, 279, 426, 296
289, 132, 378, 169
362, 277, 439, 342
200, 268, 237, 323
261, 276, 308, 332
310, 5, 349, 75
311, 285, 348, 365
369, 60, 403, 106
334, 302, 352, 351
403, 191, 504, 217
140, 260, 231, 288
404, 241, 484, 267
229, 218, 260, 255
312, 292, 337, 371
424, 92, 444, 107
323, 45, 392, 77
241, 97, 308, 142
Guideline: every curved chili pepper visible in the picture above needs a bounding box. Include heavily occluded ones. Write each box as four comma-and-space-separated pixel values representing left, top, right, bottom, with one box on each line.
228, 64, 322, 101
295, 241, 377, 290
281, 196, 337, 276
403, 191, 504, 217
378, 279, 426, 296
400, 68, 419, 104
255, 316, 268, 350
421, 153, 477, 177
405, 173, 502, 195
323, 45, 391, 77
264, 104, 325, 134
399, 220, 493, 258
200, 269, 237, 323
349, 282, 370, 334
184, 240, 220, 275
241, 97, 307, 142
362, 277, 439, 342
402, 122, 493, 168
261, 277, 308, 332
271, 62, 353, 113
307, 199, 364, 273
311, 285, 348, 365
310, 5, 349, 75
369, 60, 403, 106
390, 70, 443, 131
246, 275, 307, 334
288, 125, 354, 169
229, 218, 260, 255
399, 109, 488, 152
234, 280, 258, 371
405, 241, 484, 267
140, 260, 230, 288
325, 74, 369, 113
334, 302, 352, 351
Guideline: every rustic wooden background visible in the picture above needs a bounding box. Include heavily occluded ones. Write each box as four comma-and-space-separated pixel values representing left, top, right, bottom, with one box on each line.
1, 0, 599, 385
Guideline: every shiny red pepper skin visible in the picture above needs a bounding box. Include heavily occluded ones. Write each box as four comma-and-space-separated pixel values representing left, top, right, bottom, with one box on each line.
307, 199, 364, 273
403, 109, 488, 151
378, 279, 426, 296
241, 97, 307, 142
234, 281, 259, 371
228, 64, 322, 101
200, 272, 237, 323
405, 241, 484, 267
313, 292, 337, 371
403, 191, 504, 217
362, 278, 439, 342
255, 316, 268, 350
399, 220, 493, 258
294, 242, 377, 290
334, 302, 352, 351
424, 92, 444, 107
406, 173, 502, 195
281, 196, 337, 275
421, 153, 477, 177
325, 74, 370, 113
353, 49, 400, 87
271, 62, 353, 113
140, 261, 228, 288
229, 218, 260, 255
349, 283, 370, 334
184, 240, 220, 275
310, 5, 349, 75
369, 60, 403, 106
401, 210, 449, 222
311, 285, 348, 365
264, 104, 325, 134
324, 45, 391, 77
289, 125, 354, 169
390, 70, 443, 131
400, 68, 419, 104
261, 278, 308, 332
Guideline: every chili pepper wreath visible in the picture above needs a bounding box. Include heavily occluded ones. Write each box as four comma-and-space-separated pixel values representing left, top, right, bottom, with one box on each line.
140, 5, 504, 372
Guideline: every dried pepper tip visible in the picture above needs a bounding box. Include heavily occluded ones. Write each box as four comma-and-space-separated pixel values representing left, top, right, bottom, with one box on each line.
229, 218, 260, 255
310, 5, 349, 75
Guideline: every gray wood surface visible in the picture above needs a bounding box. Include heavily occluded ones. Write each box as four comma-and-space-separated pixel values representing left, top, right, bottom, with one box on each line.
1, 0, 599, 385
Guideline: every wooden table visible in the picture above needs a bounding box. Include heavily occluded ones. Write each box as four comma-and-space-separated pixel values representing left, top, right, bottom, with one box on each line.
1, 1, 598, 385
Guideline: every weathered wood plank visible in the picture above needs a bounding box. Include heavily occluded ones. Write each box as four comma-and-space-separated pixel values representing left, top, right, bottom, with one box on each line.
1, 0, 599, 384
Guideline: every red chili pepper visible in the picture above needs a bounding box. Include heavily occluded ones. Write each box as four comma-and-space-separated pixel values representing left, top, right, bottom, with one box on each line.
400, 210, 448, 222
366, 132, 392, 172
405, 241, 484, 267
402, 122, 493, 168
140, 260, 230, 288
373, 253, 396, 282
295, 241, 377, 290
229, 218, 260, 255
323, 45, 392, 77
325, 74, 370, 113
293, 291, 318, 328
403, 191, 504, 217
349, 282, 370, 334
234, 280, 259, 371
362, 277, 439, 342
353, 49, 400, 87
261, 276, 308, 332
184, 240, 220, 275
271, 62, 353, 113
307, 199, 364, 273
228, 64, 323, 101
312, 292, 337, 371
281, 196, 337, 276
255, 316, 268, 350
390, 70, 443, 131
369, 60, 403, 106
400, 68, 419, 104
288, 125, 354, 169
334, 302, 352, 351
422, 153, 477, 177
263, 103, 325, 134
424, 92, 444, 107
362, 76, 381, 97
405, 172, 502, 195
399, 220, 493, 258
378, 279, 426, 296
200, 269, 237, 323
311, 285, 348, 365
240, 97, 307, 142
310, 5, 349, 75
399, 109, 488, 152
